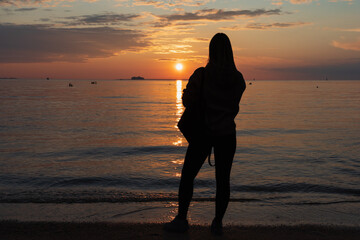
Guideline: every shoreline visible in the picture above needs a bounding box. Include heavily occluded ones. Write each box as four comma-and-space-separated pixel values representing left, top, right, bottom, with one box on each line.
1, 202, 360, 227
1, 221, 359, 240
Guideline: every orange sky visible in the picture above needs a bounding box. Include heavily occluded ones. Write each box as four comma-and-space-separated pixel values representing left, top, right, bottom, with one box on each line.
0, 0, 359, 80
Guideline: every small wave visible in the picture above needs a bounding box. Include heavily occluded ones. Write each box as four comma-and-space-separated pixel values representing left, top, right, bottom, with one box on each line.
0, 189, 260, 204
117, 145, 185, 156
100, 96, 138, 99
232, 183, 360, 196
35, 145, 186, 159
1, 188, 359, 205
237, 128, 319, 137
288, 200, 360, 206
2, 174, 360, 198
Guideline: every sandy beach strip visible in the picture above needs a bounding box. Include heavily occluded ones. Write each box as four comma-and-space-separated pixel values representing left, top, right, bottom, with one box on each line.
1, 221, 359, 240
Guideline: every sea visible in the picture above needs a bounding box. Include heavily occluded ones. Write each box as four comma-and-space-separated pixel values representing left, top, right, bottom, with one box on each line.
0, 78, 359, 226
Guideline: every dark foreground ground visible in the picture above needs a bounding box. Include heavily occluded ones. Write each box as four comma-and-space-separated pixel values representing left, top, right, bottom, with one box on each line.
1, 221, 359, 240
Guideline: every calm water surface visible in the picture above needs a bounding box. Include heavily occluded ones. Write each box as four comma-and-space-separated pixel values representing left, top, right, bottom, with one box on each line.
0, 79, 359, 211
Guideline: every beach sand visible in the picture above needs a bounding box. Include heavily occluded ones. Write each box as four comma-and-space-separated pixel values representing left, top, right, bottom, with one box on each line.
1, 221, 360, 240
1, 202, 359, 239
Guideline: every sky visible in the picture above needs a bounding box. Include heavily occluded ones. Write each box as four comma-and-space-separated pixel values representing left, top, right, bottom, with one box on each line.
0, 0, 359, 80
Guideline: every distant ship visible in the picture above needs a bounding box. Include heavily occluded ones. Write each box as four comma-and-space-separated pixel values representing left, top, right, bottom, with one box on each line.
131, 76, 145, 80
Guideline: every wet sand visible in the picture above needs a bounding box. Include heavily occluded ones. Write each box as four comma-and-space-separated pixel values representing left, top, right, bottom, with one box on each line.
2, 202, 360, 226
1, 221, 359, 240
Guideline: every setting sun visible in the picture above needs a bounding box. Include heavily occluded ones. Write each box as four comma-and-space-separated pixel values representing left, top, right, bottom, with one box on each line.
175, 63, 183, 71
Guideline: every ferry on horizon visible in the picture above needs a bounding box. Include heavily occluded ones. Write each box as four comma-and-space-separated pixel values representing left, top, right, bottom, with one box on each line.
131, 76, 145, 80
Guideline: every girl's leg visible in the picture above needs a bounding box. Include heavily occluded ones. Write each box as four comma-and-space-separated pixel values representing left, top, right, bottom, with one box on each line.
178, 140, 211, 219
213, 134, 236, 221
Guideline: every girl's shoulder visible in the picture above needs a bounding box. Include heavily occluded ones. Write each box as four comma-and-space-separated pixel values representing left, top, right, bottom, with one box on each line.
189, 67, 205, 85
193, 67, 205, 75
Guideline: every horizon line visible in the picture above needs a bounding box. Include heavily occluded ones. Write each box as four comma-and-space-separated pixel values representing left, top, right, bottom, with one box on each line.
1, 78, 360, 81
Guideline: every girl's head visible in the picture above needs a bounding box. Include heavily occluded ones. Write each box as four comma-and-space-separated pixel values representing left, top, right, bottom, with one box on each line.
208, 33, 236, 69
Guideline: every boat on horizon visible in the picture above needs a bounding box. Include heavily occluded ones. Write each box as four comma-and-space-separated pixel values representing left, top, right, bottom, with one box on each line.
131, 76, 145, 80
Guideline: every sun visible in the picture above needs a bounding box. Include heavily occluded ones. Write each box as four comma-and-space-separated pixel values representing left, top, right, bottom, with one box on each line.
175, 63, 183, 71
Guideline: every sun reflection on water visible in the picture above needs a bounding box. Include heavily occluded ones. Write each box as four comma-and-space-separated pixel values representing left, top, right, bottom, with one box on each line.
175, 80, 184, 120
171, 159, 184, 165
173, 80, 184, 146
173, 139, 182, 146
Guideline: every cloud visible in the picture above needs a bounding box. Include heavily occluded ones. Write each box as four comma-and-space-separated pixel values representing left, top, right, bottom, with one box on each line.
329, 0, 353, 4
329, 28, 360, 32
39, 18, 51, 21
221, 22, 311, 31
14, 7, 37, 11
63, 13, 140, 26
149, 43, 194, 55
0, 24, 149, 63
0, 6, 37, 14
271, 0, 315, 5
246, 22, 311, 30
156, 55, 206, 63
0, 0, 24, 6
289, 0, 313, 3
266, 58, 360, 80
158, 8, 282, 22
146, 36, 210, 55
0, 0, 75, 7
180, 37, 208, 43
0, 0, 45, 6
271, 1, 283, 5
332, 39, 360, 51
278, 0, 354, 5
133, 0, 211, 9
341, 28, 360, 32
151, 8, 283, 27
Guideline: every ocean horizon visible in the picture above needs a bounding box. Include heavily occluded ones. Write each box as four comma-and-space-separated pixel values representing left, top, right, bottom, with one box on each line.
1, 78, 360, 81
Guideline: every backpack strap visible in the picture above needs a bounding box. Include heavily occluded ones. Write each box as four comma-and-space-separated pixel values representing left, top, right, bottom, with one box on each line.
208, 146, 214, 166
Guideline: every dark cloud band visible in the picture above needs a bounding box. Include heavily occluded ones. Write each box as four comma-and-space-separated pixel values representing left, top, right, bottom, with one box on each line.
159, 8, 282, 22
0, 24, 149, 63
0, 0, 43, 6
246, 22, 310, 29
269, 60, 360, 80
14, 7, 37, 11
64, 13, 141, 26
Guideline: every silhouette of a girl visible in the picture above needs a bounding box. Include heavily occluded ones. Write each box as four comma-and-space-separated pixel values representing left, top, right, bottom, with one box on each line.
164, 33, 246, 235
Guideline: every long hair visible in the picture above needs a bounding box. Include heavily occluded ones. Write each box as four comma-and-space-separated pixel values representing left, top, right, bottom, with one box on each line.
207, 33, 236, 70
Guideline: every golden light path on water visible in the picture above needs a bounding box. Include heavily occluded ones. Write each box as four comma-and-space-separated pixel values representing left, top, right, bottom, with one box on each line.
176, 79, 183, 118
172, 79, 184, 147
